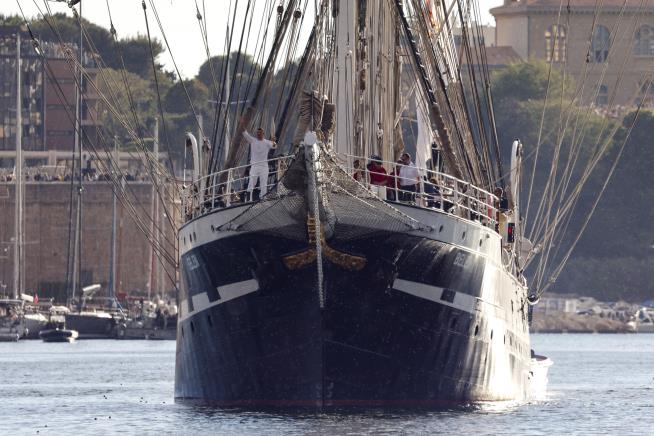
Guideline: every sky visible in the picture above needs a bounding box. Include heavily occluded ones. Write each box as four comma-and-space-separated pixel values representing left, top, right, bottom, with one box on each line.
3, 0, 505, 79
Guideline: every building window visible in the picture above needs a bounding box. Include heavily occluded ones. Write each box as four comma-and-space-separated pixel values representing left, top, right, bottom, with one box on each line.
634, 25, 654, 56
545, 25, 566, 63
596, 85, 608, 106
47, 130, 74, 137
592, 25, 610, 63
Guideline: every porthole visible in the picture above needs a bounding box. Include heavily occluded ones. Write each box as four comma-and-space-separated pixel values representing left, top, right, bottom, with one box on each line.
193, 231, 197, 240
479, 239, 483, 247
181, 326, 184, 338
474, 325, 479, 336
207, 314, 213, 327
504, 335, 506, 344
461, 231, 466, 239
190, 321, 195, 334
210, 225, 215, 232
490, 330, 494, 340
450, 317, 457, 330
439, 225, 444, 233
183, 237, 186, 244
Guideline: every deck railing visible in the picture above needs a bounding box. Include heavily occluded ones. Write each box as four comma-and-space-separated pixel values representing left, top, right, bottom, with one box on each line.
182, 152, 501, 231
335, 154, 499, 229
182, 155, 295, 220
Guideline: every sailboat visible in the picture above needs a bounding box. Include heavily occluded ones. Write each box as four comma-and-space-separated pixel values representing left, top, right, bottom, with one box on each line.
173, 1, 538, 407
2, 29, 27, 342
61, 5, 122, 339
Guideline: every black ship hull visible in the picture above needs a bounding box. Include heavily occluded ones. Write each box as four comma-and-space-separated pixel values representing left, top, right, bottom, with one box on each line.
175, 219, 531, 407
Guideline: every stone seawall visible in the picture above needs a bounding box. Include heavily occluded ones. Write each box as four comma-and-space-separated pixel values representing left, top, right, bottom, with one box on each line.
0, 182, 177, 300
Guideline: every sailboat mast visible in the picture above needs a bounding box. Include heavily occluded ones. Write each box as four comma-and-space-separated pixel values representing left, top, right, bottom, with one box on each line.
75, 1, 84, 310
13, 30, 22, 300
108, 135, 118, 301
331, 0, 356, 156
147, 119, 159, 301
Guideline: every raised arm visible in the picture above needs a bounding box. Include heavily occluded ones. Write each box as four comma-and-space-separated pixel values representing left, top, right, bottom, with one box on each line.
242, 130, 255, 144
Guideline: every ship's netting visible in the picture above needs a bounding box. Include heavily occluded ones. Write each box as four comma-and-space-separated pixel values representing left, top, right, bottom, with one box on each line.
218, 145, 429, 241
217, 155, 308, 240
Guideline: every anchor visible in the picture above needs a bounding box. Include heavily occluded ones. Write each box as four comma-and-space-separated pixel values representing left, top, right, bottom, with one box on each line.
282, 216, 366, 271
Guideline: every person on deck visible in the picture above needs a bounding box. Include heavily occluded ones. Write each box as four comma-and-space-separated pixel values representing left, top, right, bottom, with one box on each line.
366, 155, 388, 186
386, 159, 404, 201
243, 127, 277, 200
398, 152, 420, 202
424, 176, 442, 208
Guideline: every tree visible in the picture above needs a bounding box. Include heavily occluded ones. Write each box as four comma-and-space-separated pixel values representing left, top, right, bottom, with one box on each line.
2, 13, 165, 79
490, 60, 648, 300
163, 79, 209, 114
196, 52, 260, 99
97, 67, 157, 146
492, 60, 572, 104
117, 35, 165, 79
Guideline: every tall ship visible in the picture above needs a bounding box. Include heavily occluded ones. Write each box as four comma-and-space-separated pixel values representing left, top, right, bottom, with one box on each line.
174, 0, 535, 406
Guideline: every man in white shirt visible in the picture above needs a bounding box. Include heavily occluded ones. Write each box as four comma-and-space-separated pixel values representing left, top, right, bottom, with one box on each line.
398, 152, 420, 202
243, 127, 277, 199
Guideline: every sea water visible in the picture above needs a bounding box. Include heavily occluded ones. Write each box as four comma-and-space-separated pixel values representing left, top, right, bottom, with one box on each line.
1, 334, 653, 435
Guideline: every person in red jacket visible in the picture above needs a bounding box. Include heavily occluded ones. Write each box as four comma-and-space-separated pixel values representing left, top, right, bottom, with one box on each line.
366, 155, 388, 185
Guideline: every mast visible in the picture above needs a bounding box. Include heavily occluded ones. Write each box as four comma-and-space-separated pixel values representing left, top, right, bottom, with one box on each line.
75, 0, 84, 311
221, 43, 232, 168
331, 0, 357, 156
222, 0, 298, 174
108, 136, 118, 302
147, 119, 159, 301
393, 0, 464, 180
13, 30, 22, 300
362, 0, 396, 161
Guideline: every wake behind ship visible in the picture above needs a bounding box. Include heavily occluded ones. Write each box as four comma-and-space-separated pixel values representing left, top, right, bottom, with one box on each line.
175, 0, 535, 407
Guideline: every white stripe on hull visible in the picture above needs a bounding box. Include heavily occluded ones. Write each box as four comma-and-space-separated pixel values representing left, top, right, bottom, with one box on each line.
180, 279, 260, 322
393, 278, 480, 314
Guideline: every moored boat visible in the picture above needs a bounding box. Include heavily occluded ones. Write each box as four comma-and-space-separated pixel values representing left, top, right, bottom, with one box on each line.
65, 311, 119, 339
39, 328, 79, 343
24, 312, 48, 339
0, 299, 27, 342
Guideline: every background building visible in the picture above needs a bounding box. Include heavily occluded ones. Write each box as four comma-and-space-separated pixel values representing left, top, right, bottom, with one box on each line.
453, 23, 523, 71
491, 0, 654, 106
0, 25, 101, 165
0, 26, 175, 301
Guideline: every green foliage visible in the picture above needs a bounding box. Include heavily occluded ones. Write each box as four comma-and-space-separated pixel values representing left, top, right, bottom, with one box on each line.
491, 60, 654, 302
116, 35, 164, 79
163, 79, 209, 114
3, 13, 165, 79
197, 52, 260, 95
164, 112, 201, 163
0, 14, 25, 26
97, 67, 158, 145
557, 257, 654, 302
492, 60, 572, 103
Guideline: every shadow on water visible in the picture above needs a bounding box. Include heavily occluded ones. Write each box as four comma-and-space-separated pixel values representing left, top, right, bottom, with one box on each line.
165, 400, 538, 435
180, 400, 527, 420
